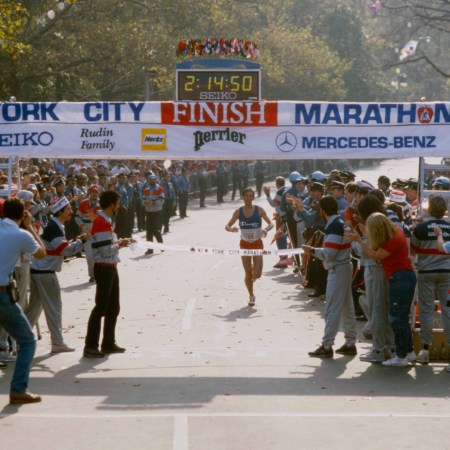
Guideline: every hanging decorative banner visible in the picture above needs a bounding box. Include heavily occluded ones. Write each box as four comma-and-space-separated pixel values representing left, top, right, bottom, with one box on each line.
1, 101, 449, 159
177, 38, 260, 59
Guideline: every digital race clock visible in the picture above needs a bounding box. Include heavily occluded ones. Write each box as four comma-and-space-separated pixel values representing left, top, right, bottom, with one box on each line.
176, 70, 260, 101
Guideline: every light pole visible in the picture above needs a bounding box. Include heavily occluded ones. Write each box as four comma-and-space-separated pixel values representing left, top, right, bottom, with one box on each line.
144, 69, 158, 101
391, 68, 408, 101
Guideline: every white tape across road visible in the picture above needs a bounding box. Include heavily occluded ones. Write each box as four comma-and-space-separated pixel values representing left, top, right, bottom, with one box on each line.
131, 239, 304, 257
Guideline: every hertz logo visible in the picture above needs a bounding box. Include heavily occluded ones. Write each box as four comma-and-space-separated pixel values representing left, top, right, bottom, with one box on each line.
141, 128, 167, 151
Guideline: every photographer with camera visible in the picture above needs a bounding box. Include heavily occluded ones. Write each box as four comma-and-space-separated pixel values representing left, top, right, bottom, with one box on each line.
0, 197, 46, 404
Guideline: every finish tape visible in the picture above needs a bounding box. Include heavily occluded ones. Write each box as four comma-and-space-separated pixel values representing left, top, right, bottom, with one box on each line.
131, 239, 304, 257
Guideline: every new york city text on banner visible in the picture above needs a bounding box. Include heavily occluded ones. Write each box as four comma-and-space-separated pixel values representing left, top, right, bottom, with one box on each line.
0, 101, 449, 159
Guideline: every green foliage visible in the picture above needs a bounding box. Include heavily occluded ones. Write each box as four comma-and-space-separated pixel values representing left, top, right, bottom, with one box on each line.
0, 0, 448, 102
0, 2, 29, 55
260, 27, 349, 101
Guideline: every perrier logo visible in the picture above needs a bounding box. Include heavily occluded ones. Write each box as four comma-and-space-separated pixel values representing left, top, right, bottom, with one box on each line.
193, 128, 246, 151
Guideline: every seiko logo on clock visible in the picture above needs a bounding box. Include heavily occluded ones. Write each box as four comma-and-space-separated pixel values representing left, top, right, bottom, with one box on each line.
199, 92, 238, 100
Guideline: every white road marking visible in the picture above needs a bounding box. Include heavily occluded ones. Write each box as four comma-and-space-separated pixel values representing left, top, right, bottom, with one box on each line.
182, 297, 197, 330
211, 260, 224, 271
2, 412, 450, 419
173, 415, 188, 450
192, 349, 236, 358
215, 322, 228, 346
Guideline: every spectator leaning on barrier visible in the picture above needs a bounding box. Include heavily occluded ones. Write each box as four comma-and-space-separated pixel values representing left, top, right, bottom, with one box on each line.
411, 195, 450, 365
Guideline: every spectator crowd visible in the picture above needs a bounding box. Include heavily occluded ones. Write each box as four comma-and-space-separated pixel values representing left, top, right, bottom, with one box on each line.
0, 157, 449, 404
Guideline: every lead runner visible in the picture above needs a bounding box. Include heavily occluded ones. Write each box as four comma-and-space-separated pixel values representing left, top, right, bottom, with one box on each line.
225, 187, 274, 306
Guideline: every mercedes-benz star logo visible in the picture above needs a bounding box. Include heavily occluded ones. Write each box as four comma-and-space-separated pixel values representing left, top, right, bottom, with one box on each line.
276, 131, 297, 152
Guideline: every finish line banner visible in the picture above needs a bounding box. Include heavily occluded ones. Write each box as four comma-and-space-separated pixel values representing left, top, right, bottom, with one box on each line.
1, 101, 449, 159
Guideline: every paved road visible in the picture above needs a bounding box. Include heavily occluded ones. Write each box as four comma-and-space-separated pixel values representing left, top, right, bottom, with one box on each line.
1, 166, 449, 450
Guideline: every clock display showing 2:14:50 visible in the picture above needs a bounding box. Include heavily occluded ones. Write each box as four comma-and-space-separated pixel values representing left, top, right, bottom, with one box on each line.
184, 74, 254, 92
177, 70, 260, 100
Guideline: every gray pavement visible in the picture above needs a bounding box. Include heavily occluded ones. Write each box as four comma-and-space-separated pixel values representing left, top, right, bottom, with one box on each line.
1, 186, 450, 450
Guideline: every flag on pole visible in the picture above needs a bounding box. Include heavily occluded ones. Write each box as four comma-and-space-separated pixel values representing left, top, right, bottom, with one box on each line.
399, 40, 418, 60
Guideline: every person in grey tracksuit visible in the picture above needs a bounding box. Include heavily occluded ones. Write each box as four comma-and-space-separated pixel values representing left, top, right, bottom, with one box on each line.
25, 197, 86, 353
352, 240, 394, 360
304, 196, 356, 357
351, 195, 396, 362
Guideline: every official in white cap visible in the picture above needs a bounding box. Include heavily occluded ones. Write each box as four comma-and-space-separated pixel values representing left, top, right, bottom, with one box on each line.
16, 190, 36, 205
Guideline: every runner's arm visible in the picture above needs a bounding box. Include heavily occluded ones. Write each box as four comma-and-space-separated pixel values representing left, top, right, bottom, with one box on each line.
259, 207, 274, 237
225, 209, 240, 233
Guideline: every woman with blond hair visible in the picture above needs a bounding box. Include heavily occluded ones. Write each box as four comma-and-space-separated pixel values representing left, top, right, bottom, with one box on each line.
345, 212, 416, 367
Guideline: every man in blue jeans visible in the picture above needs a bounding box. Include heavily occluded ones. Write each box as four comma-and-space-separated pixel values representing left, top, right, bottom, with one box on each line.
0, 198, 46, 404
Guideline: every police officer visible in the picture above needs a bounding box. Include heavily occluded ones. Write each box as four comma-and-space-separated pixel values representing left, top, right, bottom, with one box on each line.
197, 163, 208, 208
377, 175, 391, 195
216, 162, 227, 204
161, 172, 175, 233
329, 180, 349, 217
114, 173, 130, 238
177, 168, 190, 219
